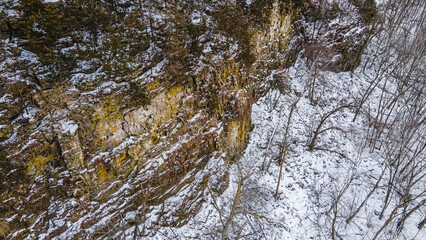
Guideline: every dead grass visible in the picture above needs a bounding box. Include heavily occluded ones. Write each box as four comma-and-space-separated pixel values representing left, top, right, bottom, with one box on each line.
0, 220, 11, 237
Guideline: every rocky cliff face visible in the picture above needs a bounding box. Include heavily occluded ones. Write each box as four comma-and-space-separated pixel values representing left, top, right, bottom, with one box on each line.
0, 64, 254, 238
0, 0, 373, 238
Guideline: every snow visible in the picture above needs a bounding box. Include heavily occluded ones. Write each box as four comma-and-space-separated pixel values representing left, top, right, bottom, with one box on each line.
60, 119, 78, 135
2, 0, 424, 239
148, 50, 425, 239
22, 107, 38, 122
0, 93, 13, 103
134, 57, 167, 84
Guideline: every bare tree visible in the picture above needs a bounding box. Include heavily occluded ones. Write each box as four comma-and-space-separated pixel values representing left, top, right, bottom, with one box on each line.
275, 95, 300, 200
308, 104, 352, 151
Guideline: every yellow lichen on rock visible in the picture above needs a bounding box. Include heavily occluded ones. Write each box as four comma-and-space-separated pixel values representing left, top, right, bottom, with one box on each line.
168, 85, 183, 99
124, 85, 185, 136
254, 2, 293, 57
128, 142, 146, 160
0, 124, 12, 139
115, 152, 127, 166
27, 154, 54, 173
148, 80, 160, 91
91, 98, 127, 150
227, 118, 250, 153
98, 169, 109, 183
239, 117, 251, 143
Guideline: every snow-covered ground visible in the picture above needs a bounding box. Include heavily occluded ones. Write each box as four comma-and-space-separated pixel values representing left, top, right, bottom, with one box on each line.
148, 47, 425, 239
147, 2, 426, 237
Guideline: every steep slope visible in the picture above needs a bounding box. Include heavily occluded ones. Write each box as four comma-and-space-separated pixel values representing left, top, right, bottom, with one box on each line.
148, 1, 426, 239
0, 0, 376, 239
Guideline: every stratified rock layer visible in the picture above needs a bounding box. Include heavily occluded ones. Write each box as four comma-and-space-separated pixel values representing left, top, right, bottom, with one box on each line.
0, 1, 372, 238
